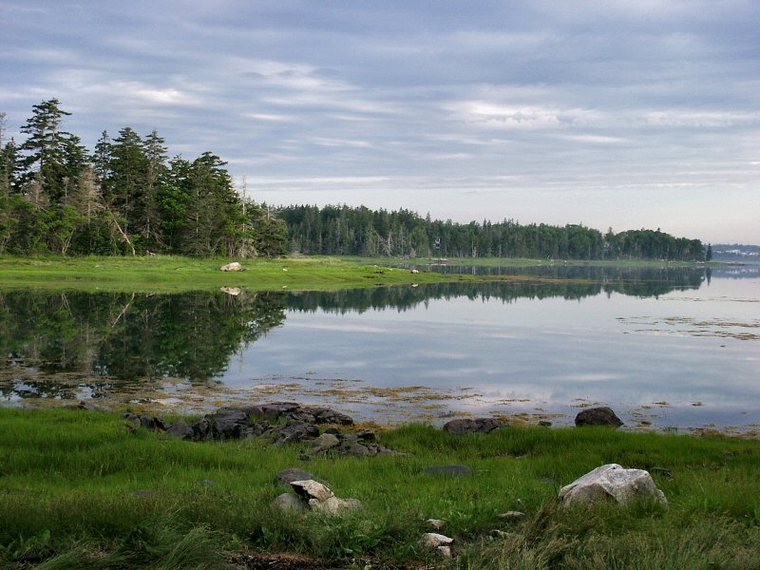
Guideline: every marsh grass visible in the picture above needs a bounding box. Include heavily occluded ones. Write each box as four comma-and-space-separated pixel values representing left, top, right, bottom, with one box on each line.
1, 409, 758, 568
0, 255, 474, 293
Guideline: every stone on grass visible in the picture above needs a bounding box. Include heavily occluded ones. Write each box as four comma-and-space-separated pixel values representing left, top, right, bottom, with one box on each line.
421, 533, 454, 558
426, 518, 446, 530
559, 463, 667, 507
277, 468, 315, 485
166, 420, 194, 440
290, 479, 334, 503
272, 492, 306, 513
574, 407, 623, 428
220, 262, 244, 272
310, 496, 362, 516
310, 433, 340, 453
443, 418, 504, 435
423, 464, 473, 477
497, 511, 526, 521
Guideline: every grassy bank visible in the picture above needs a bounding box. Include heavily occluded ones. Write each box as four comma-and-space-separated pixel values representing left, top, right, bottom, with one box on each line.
1, 408, 758, 569
0, 254, 712, 294
0, 255, 478, 293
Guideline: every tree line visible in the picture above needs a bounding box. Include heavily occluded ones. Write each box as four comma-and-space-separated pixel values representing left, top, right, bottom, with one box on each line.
1, 100, 707, 261
0, 100, 288, 256
280, 204, 707, 261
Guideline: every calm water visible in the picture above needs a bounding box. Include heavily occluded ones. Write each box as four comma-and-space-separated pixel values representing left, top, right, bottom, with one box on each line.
2, 265, 758, 431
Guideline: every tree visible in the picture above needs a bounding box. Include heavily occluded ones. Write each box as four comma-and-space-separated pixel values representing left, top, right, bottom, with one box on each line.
18, 99, 83, 206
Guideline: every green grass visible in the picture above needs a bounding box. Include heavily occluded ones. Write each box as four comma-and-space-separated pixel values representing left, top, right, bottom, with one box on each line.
1, 408, 759, 568
0, 255, 483, 293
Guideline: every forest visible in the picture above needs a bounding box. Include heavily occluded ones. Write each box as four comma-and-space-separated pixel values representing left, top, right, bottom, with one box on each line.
1, 100, 707, 261
0, 100, 288, 257
281, 205, 708, 261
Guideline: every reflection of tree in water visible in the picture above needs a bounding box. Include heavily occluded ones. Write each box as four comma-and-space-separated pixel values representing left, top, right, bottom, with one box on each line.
0, 268, 706, 400
0, 291, 286, 399
285, 268, 707, 315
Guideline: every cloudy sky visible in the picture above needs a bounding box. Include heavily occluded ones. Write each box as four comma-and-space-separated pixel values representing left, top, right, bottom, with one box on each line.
2, 0, 759, 243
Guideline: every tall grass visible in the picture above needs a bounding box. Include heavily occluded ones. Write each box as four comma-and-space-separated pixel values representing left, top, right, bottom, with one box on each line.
1, 409, 759, 568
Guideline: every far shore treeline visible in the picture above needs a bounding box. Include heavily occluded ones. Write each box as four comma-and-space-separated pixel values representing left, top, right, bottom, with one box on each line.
0, 100, 708, 261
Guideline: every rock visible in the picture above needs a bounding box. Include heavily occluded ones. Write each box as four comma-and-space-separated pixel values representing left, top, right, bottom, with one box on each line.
443, 418, 505, 435
124, 413, 166, 431
209, 409, 250, 440
356, 430, 376, 443
268, 422, 320, 444
308, 407, 354, 426
410, 269, 420, 274
220, 262, 244, 272
272, 492, 306, 513
311, 496, 362, 516
574, 407, 624, 428
421, 533, 454, 558
497, 511, 526, 521
423, 465, 473, 477
426, 518, 446, 530
68, 400, 107, 412
310, 433, 340, 453
290, 480, 334, 503
538, 420, 552, 427
277, 468, 315, 485
559, 463, 668, 507
166, 420, 194, 440
220, 286, 242, 296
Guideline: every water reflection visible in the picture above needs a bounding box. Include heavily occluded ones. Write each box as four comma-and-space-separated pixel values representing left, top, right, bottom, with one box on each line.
3, 265, 756, 432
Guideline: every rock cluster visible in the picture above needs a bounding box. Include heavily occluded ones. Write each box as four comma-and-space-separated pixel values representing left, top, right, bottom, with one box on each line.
124, 402, 395, 458
272, 476, 363, 517
442, 417, 505, 435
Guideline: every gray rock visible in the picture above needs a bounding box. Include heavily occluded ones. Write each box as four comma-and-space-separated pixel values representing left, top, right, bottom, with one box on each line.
421, 533, 454, 551
311, 433, 340, 452
268, 422, 320, 444
166, 420, 194, 440
559, 463, 667, 507
123, 413, 166, 432
290, 479, 334, 503
272, 492, 306, 513
497, 511, 526, 521
277, 468, 315, 485
443, 418, 504, 435
310, 496, 362, 516
574, 407, 624, 428
426, 518, 446, 530
220, 262, 244, 272
424, 465, 473, 477
210, 408, 250, 440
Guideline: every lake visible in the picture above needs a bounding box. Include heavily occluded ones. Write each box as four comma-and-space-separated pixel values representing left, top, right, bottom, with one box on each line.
2, 264, 758, 432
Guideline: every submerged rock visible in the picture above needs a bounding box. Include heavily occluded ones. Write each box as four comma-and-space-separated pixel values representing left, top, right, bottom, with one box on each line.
559, 463, 667, 507
574, 407, 624, 428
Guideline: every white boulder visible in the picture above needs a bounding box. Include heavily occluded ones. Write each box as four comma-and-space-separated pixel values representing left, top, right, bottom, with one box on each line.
559, 463, 667, 507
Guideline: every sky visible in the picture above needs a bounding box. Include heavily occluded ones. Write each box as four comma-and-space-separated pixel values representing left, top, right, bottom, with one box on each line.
1, 0, 759, 244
